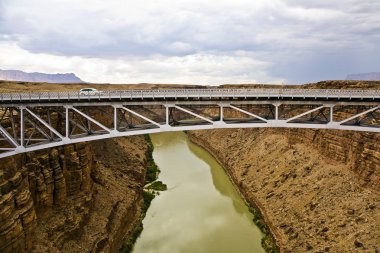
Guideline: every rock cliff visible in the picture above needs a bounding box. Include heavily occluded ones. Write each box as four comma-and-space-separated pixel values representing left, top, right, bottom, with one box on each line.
0, 136, 148, 253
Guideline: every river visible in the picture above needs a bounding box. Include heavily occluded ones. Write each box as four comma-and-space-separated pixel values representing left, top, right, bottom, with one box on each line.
132, 132, 265, 253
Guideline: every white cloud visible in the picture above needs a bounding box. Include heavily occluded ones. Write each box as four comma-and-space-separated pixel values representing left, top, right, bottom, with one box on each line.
0, 0, 379, 83
0, 42, 282, 84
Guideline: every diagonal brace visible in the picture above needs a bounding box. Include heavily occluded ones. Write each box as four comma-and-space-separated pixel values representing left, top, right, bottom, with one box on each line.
25, 108, 64, 139
71, 107, 111, 132
286, 105, 325, 123
119, 106, 161, 127
339, 105, 380, 124
0, 125, 19, 147
173, 105, 214, 123
228, 104, 268, 122
24, 117, 52, 140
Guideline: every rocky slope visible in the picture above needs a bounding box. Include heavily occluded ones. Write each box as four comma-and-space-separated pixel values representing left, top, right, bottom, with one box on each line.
188, 128, 380, 253
0, 69, 83, 83
0, 136, 148, 253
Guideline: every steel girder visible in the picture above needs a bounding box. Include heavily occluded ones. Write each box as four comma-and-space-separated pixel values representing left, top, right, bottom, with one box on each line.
0, 101, 379, 158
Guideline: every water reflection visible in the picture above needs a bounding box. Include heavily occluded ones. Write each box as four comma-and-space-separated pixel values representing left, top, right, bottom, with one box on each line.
188, 141, 248, 216
132, 132, 264, 253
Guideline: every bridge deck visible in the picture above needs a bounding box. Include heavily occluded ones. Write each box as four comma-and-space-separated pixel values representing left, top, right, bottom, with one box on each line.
1, 88, 380, 104
0, 88, 379, 158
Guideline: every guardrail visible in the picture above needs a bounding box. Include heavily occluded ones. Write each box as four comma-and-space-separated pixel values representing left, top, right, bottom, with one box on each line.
0, 89, 380, 102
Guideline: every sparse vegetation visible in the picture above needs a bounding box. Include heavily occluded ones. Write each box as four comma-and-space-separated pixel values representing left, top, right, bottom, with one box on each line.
121, 134, 167, 253
121, 222, 143, 253
142, 190, 156, 213
144, 134, 161, 183
250, 207, 279, 253
146, 181, 167, 191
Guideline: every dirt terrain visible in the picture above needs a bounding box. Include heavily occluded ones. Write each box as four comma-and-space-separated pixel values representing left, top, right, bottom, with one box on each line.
0, 80, 206, 92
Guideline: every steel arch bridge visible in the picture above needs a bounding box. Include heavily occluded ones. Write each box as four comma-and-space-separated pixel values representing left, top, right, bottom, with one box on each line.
0, 88, 379, 158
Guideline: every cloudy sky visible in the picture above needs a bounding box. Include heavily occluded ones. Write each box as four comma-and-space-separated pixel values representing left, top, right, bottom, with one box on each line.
0, 0, 379, 85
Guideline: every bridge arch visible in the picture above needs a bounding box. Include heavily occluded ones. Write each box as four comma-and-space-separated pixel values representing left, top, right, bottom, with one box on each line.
1, 88, 379, 158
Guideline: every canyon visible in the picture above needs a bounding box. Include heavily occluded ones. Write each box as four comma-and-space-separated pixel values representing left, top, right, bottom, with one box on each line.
0, 80, 379, 252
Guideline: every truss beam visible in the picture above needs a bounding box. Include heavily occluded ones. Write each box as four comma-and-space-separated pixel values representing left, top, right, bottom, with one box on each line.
338, 105, 379, 124
119, 106, 161, 127
228, 104, 268, 122
0, 99, 379, 158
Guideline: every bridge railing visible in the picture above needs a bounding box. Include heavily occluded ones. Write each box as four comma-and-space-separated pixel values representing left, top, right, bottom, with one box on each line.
1, 88, 380, 102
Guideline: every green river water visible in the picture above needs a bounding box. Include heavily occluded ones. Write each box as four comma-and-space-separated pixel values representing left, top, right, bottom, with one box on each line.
132, 132, 265, 253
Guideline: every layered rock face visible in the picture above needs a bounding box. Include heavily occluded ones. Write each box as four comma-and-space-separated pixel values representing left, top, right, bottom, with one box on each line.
285, 129, 380, 191
0, 143, 94, 252
188, 129, 380, 252
0, 136, 148, 253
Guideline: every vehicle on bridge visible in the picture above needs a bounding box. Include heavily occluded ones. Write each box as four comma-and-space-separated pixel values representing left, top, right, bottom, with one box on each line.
79, 88, 100, 96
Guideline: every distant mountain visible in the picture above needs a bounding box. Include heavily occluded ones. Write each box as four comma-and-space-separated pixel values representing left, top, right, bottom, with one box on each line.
0, 69, 84, 83
346, 72, 380, 81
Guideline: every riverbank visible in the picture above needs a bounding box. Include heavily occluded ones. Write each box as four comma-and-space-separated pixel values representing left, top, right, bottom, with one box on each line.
187, 131, 280, 253
122, 134, 166, 253
187, 129, 380, 252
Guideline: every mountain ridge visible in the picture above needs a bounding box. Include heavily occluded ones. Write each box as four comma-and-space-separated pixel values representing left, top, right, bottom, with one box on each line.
0, 69, 84, 83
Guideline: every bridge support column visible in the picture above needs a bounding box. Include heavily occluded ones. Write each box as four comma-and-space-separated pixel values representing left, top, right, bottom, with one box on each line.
166, 105, 169, 125
329, 105, 334, 122
114, 106, 118, 131
274, 103, 280, 120
20, 106, 25, 147
65, 106, 70, 138
220, 105, 223, 122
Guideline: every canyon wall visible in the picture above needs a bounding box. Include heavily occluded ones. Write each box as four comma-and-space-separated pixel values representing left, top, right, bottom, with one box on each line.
284, 129, 380, 191
188, 128, 380, 253
0, 136, 148, 253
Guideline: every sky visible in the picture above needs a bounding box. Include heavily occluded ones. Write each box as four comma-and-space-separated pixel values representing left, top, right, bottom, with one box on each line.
0, 0, 379, 85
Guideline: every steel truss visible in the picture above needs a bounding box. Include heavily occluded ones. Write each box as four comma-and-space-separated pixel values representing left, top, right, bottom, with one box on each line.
1, 94, 379, 158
